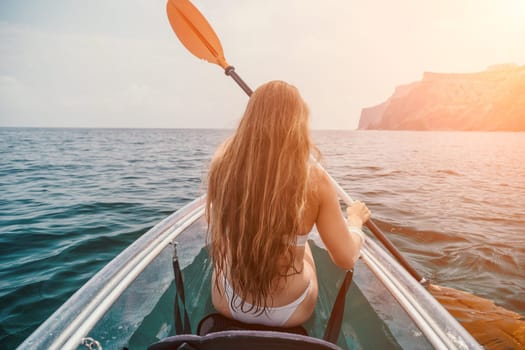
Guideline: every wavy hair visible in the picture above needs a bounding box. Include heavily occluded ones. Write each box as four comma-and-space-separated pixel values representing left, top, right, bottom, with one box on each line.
206, 80, 316, 313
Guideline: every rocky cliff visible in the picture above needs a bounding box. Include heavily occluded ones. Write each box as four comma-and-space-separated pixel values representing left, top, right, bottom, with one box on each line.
358, 64, 525, 131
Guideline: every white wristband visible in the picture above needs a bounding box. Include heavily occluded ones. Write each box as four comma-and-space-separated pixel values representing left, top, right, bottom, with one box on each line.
348, 226, 366, 244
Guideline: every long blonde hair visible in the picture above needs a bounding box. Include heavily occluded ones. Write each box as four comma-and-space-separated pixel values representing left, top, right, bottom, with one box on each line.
206, 80, 315, 312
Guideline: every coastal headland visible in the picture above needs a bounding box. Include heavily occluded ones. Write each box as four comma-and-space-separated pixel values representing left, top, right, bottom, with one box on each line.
359, 64, 525, 131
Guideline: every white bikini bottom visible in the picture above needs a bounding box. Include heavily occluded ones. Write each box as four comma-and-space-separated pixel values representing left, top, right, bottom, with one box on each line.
223, 276, 312, 327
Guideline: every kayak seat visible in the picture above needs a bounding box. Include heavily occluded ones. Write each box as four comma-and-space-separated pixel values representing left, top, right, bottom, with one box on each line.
197, 312, 308, 336
147, 329, 343, 350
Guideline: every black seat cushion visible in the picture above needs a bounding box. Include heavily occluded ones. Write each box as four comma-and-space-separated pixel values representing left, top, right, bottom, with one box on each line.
197, 313, 308, 336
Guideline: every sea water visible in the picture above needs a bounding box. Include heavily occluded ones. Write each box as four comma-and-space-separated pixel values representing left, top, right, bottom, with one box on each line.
1, 128, 524, 348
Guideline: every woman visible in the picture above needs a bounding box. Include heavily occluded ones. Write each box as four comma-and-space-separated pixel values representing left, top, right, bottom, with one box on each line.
206, 80, 370, 328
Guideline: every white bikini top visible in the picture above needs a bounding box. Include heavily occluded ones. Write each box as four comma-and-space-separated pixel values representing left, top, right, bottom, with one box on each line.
294, 233, 310, 247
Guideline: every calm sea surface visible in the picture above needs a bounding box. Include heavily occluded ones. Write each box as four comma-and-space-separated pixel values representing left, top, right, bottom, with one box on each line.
1, 128, 524, 348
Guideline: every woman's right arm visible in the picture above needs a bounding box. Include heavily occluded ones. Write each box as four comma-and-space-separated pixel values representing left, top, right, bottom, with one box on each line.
315, 170, 370, 270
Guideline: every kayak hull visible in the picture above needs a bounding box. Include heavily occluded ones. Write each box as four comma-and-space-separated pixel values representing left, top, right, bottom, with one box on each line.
18, 196, 482, 350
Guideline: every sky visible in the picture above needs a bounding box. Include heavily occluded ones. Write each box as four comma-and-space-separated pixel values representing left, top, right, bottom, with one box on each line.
1, 0, 524, 130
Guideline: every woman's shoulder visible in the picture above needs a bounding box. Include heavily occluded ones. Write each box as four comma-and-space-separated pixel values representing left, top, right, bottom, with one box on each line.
307, 162, 334, 201
309, 162, 331, 187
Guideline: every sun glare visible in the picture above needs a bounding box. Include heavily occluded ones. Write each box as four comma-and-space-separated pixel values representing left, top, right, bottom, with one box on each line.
503, 0, 525, 22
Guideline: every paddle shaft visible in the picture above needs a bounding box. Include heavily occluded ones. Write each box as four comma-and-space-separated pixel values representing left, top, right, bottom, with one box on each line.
225, 68, 427, 285
225, 66, 253, 95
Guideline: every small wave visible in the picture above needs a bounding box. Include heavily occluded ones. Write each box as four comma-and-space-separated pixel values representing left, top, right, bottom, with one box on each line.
373, 170, 406, 178
351, 165, 384, 172
436, 169, 462, 176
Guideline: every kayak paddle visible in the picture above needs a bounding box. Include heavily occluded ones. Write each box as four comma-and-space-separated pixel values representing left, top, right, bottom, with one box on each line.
166, 0, 428, 286
166, 0, 252, 95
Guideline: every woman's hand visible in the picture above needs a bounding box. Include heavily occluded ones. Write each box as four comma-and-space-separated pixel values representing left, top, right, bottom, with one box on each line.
346, 200, 371, 228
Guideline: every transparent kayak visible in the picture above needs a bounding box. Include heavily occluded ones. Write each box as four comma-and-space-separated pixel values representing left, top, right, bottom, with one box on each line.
18, 196, 482, 350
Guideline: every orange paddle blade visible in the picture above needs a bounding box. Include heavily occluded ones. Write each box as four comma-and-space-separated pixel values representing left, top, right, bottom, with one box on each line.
166, 0, 229, 69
